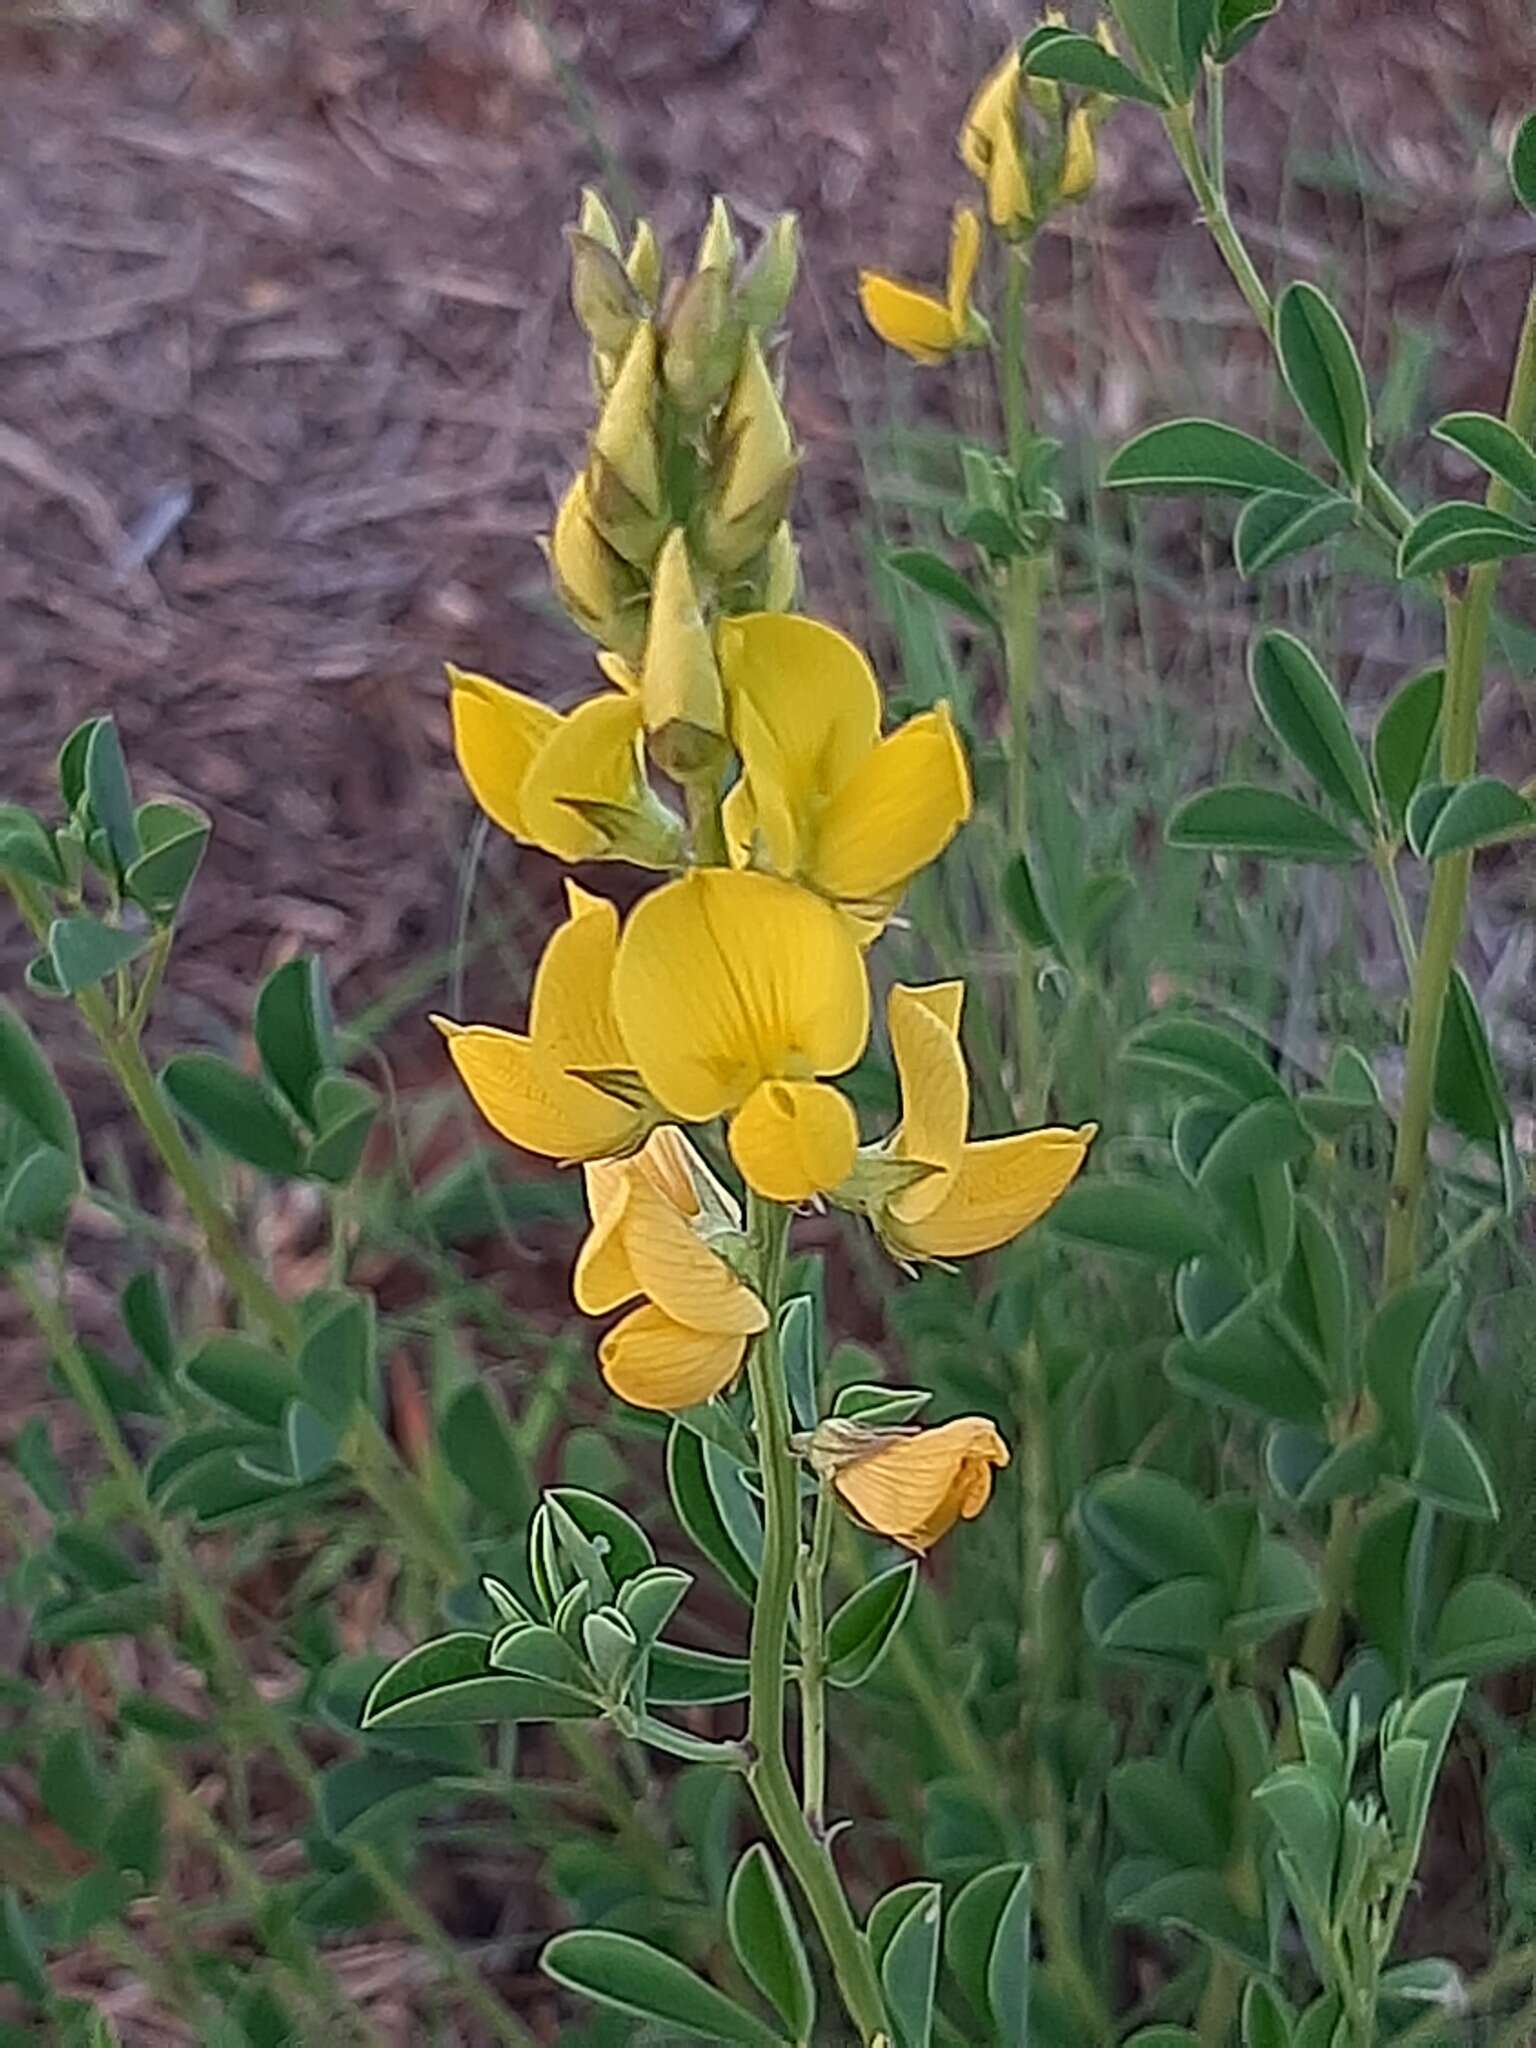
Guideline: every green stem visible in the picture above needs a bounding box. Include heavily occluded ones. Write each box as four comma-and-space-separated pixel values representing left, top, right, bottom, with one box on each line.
743, 1193, 887, 2045
798, 1485, 835, 1838
1393, 1939, 1536, 2046
1194, 1668, 1262, 2047
1371, 842, 1419, 978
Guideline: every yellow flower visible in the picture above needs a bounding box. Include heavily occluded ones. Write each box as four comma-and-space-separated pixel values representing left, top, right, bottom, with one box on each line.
806, 1415, 1011, 1554
433, 881, 654, 1164
638, 530, 729, 780
959, 51, 1033, 232
1058, 106, 1098, 202
447, 664, 681, 867
575, 1126, 768, 1410
612, 867, 867, 1203
718, 613, 972, 927
868, 981, 1096, 1259
858, 204, 983, 366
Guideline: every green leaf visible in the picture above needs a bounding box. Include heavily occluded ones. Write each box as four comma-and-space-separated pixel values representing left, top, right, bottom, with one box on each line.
0, 1891, 48, 2006
123, 800, 210, 922
0, 804, 64, 888
1419, 775, 1536, 859
1371, 666, 1443, 827
1212, 0, 1281, 64
778, 1295, 819, 1434
1105, 419, 1326, 500
1167, 784, 1362, 862
1113, 1864, 1268, 1969
542, 1929, 789, 2047
440, 1381, 533, 1526
1427, 1574, 1536, 1680
825, 1560, 917, 1687
297, 1291, 376, 1425
117, 1695, 210, 1745
945, 1864, 1032, 2044
254, 957, 335, 1122
1109, 1759, 1226, 1866
1249, 632, 1376, 826
1411, 1411, 1499, 1521
1433, 411, 1536, 503
84, 719, 140, 876
1126, 1015, 1286, 1106
33, 1587, 165, 1644
1282, 1199, 1354, 1392
58, 718, 100, 812
874, 1881, 941, 2048
1048, 1179, 1223, 1266
13, 1416, 68, 1511
41, 1729, 105, 1849
1397, 501, 1536, 578
1, 1145, 78, 1243
121, 1270, 175, 1380
0, 1002, 77, 1158
547, 1488, 656, 1589
1080, 1467, 1227, 1584
1434, 968, 1514, 1167
727, 1846, 815, 2043
47, 915, 148, 995
885, 548, 998, 632
616, 1565, 691, 1647
1097, 1576, 1228, 1665
104, 1780, 163, 1884
1167, 1288, 1330, 1429
667, 1424, 758, 1605
1275, 283, 1371, 487
304, 1074, 380, 1184
182, 1334, 298, 1429
161, 1054, 307, 1175
1233, 490, 1354, 577
1195, 1098, 1310, 1199
1512, 112, 1536, 212
1001, 851, 1056, 950
1253, 1765, 1340, 1915
647, 1643, 752, 1705
1225, 1539, 1321, 1649
362, 1632, 595, 1729
1021, 24, 1168, 103
318, 1756, 447, 1844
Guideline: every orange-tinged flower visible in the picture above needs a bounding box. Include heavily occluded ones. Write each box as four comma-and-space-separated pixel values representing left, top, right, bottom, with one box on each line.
816, 1416, 1011, 1553
575, 1126, 768, 1410
433, 882, 653, 1165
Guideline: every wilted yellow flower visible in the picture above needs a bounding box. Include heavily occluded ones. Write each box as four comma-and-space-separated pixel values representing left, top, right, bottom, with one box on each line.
698, 334, 798, 574
802, 1415, 1010, 1553
858, 204, 984, 366
433, 882, 654, 1165
576, 1126, 768, 1409
959, 51, 1033, 232
719, 613, 971, 928
638, 530, 729, 780
547, 473, 647, 661
447, 664, 681, 867
862, 981, 1096, 1259
587, 323, 668, 567
612, 867, 867, 1203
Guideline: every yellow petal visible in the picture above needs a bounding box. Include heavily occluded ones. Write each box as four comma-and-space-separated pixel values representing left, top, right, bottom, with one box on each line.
958, 52, 1019, 179
622, 1175, 767, 1336
596, 651, 640, 694
447, 666, 559, 844
810, 703, 972, 909
857, 272, 958, 365
895, 1123, 1097, 1259
887, 983, 969, 1223
833, 1416, 1009, 1552
599, 1304, 747, 1410
719, 613, 882, 846
518, 692, 648, 863
946, 206, 983, 333
613, 869, 871, 1121
639, 530, 727, 772
728, 1079, 858, 1204
436, 1019, 638, 1163
1058, 106, 1097, 202
574, 1159, 640, 1313
983, 113, 1032, 232
529, 882, 629, 1074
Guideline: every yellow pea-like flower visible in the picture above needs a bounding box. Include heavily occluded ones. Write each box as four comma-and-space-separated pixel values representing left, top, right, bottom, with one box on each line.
447, 664, 681, 867
858, 204, 984, 366
611, 867, 868, 1203
718, 612, 972, 928
1057, 106, 1098, 203
575, 1126, 768, 1410
959, 50, 1034, 233
433, 881, 654, 1165
869, 981, 1096, 1259
807, 1415, 1011, 1554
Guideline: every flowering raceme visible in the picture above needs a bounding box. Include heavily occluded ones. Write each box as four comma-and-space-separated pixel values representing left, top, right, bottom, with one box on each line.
720, 613, 972, 931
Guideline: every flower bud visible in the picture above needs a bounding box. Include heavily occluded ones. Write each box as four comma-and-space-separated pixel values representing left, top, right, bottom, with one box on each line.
694, 194, 739, 278
577, 186, 622, 257
547, 473, 648, 663
662, 264, 742, 416
587, 322, 669, 568
1058, 105, 1098, 202
736, 212, 799, 333
638, 529, 730, 781
761, 521, 799, 611
958, 50, 1034, 235
568, 231, 643, 360
697, 335, 798, 575
625, 218, 662, 306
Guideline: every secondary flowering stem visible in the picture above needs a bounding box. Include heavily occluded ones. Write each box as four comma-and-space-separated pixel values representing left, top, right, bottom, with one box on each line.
797, 1483, 835, 1837
744, 1192, 887, 2045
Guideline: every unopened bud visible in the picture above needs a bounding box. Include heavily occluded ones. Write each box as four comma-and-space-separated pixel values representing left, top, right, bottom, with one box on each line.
662, 265, 742, 415
568, 231, 643, 359
547, 473, 648, 663
694, 194, 739, 278
639, 529, 729, 780
697, 335, 798, 575
577, 186, 622, 257
625, 218, 662, 306
587, 322, 668, 567
761, 521, 799, 611
1057, 106, 1098, 202
736, 212, 800, 332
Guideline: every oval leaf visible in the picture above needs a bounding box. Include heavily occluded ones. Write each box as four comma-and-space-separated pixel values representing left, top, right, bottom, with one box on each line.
161, 1053, 307, 1176
0, 1002, 78, 1158
1234, 490, 1354, 577
542, 1929, 789, 2047
1420, 775, 1535, 859
1049, 1179, 1223, 1266
1372, 666, 1444, 827
1511, 112, 1536, 213
1168, 784, 1362, 862
885, 548, 998, 633
1106, 419, 1326, 500
1276, 283, 1371, 487
727, 1846, 816, 2043
1433, 411, 1536, 505
1428, 1575, 1536, 1680
1249, 631, 1376, 826
825, 1559, 918, 1687
1398, 501, 1536, 579
1021, 24, 1167, 103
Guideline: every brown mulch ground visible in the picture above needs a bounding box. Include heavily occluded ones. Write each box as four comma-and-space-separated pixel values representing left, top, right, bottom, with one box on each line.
2, 1, 1535, 2038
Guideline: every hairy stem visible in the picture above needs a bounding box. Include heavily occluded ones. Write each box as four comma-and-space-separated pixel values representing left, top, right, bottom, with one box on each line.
744, 1193, 887, 2044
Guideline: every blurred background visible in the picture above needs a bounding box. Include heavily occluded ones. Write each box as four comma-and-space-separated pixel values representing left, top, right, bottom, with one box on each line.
2, 0, 1535, 2038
